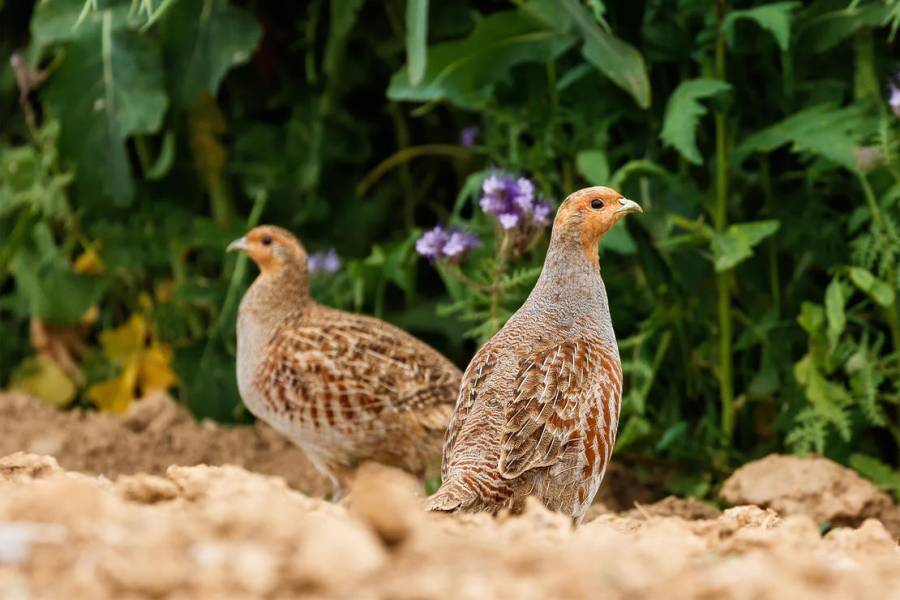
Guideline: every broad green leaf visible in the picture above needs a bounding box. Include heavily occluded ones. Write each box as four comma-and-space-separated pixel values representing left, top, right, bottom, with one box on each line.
31, 0, 131, 49
797, 4, 890, 53
406, 0, 429, 85
660, 78, 731, 165
824, 277, 845, 347
159, 0, 261, 109
387, 11, 575, 109
40, 9, 168, 207
710, 220, 779, 271
558, 0, 651, 108
575, 150, 610, 185
735, 104, 875, 171
848, 267, 895, 307
12, 247, 108, 326
722, 2, 800, 51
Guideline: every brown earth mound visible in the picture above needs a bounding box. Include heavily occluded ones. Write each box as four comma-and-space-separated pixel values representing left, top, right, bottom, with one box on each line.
0, 392, 330, 498
721, 454, 900, 537
0, 393, 649, 508
0, 453, 898, 599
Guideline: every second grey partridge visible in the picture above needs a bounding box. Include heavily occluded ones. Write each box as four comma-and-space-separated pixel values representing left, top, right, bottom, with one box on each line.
426, 186, 642, 523
228, 226, 462, 498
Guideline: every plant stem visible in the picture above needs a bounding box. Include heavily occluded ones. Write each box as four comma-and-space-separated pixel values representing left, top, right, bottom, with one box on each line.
714, 0, 734, 444
356, 145, 472, 196
0, 208, 36, 287
760, 158, 780, 314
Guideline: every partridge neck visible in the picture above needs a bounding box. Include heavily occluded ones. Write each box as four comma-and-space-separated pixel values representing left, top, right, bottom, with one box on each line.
240, 261, 310, 334
532, 226, 604, 299
526, 225, 615, 345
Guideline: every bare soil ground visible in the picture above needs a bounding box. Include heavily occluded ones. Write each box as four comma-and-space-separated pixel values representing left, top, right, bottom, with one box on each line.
0, 393, 898, 599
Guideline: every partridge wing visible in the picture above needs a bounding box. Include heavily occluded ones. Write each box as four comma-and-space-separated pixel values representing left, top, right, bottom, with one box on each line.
257, 314, 459, 427
499, 340, 621, 479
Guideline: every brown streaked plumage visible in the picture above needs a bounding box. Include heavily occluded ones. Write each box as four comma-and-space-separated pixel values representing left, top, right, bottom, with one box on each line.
229, 225, 462, 498
426, 187, 642, 523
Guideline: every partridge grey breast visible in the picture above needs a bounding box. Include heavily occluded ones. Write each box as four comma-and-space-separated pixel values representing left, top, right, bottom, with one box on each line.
229, 225, 462, 498
427, 187, 642, 523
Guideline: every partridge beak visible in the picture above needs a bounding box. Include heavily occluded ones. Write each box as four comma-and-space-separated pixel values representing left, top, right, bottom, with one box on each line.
227, 236, 247, 253
615, 198, 643, 214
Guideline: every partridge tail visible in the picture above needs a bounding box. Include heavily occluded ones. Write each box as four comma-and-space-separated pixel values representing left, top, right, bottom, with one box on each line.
425, 479, 476, 512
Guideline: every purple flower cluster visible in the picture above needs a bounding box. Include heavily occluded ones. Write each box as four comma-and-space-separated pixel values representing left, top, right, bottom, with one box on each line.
479, 171, 552, 230
890, 76, 900, 118
415, 225, 479, 262
307, 248, 341, 275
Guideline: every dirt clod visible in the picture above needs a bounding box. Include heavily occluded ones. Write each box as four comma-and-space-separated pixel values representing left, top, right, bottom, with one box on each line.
721, 454, 898, 537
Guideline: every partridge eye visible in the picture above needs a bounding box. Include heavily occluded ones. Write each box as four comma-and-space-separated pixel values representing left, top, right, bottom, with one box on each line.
261, 236, 273, 246
590, 199, 604, 209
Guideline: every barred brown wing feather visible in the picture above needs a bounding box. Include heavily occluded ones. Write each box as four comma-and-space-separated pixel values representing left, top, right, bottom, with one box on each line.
442, 348, 495, 463
257, 317, 458, 426
499, 340, 614, 479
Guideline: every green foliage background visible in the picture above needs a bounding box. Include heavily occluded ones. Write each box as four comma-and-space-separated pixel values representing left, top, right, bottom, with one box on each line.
1, 0, 899, 497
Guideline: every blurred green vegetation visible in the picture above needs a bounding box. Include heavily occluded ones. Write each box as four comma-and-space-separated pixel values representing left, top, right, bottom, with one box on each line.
1, 0, 898, 497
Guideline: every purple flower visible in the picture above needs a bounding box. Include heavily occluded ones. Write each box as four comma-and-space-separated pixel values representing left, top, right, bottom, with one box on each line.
460, 126, 479, 147
307, 248, 341, 275
532, 200, 552, 226
890, 81, 900, 118
478, 171, 551, 231
513, 177, 534, 212
415, 225, 450, 261
443, 231, 479, 258
498, 213, 520, 230
416, 225, 479, 262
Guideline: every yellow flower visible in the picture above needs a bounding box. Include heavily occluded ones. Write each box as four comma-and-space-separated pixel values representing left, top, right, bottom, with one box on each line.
86, 314, 176, 413
11, 354, 77, 408
73, 246, 104, 274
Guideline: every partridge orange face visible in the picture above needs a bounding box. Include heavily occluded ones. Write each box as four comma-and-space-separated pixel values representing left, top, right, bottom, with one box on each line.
554, 186, 642, 260
227, 225, 307, 274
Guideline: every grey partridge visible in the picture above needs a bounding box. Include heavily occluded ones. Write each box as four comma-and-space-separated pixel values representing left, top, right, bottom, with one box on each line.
426, 187, 642, 523
229, 226, 462, 497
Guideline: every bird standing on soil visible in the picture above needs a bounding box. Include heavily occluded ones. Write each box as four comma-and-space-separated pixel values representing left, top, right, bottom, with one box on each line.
427, 187, 642, 523
228, 226, 462, 498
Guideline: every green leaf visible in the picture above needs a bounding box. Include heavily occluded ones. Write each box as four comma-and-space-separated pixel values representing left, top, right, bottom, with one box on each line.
602, 224, 636, 255
794, 355, 852, 441
159, 0, 261, 109
848, 267, 896, 307
824, 277, 845, 347
722, 2, 800, 51
735, 103, 875, 171
711, 220, 779, 271
575, 150, 610, 185
849, 454, 900, 501
558, 0, 650, 108
406, 0, 429, 85
40, 9, 168, 206
655, 421, 688, 451
387, 11, 575, 109
797, 4, 891, 53
660, 78, 731, 165
12, 248, 108, 326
